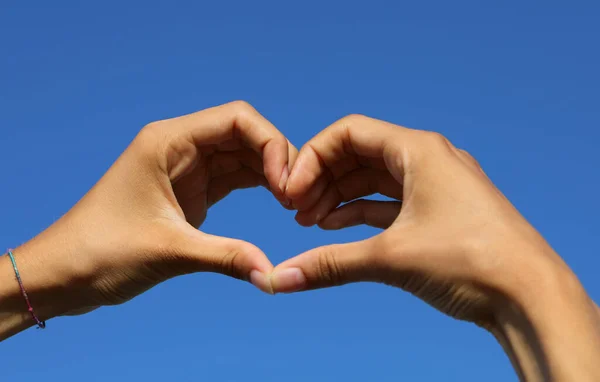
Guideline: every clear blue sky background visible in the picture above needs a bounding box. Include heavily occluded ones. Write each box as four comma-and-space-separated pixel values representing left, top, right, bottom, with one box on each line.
1, 1, 599, 381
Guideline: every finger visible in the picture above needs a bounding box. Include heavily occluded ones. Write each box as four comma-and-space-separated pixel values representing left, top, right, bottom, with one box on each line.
209, 142, 298, 178
209, 144, 297, 209
208, 147, 297, 208
175, 225, 274, 294
269, 236, 384, 293
290, 159, 393, 212
287, 139, 299, 169
209, 149, 264, 177
165, 101, 290, 199
295, 168, 401, 226
172, 160, 211, 228
282, 140, 299, 209
207, 168, 268, 207
318, 200, 402, 230
286, 114, 410, 203
214, 138, 244, 152
289, 173, 331, 211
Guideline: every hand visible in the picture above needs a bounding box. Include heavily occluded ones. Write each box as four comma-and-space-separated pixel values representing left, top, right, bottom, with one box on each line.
271, 113, 559, 320
8, 101, 294, 322
270, 114, 600, 380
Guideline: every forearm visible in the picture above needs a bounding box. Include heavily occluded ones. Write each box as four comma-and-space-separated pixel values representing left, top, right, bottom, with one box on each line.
491, 254, 600, 381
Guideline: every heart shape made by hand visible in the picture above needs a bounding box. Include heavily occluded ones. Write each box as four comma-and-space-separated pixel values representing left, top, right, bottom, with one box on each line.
5, 102, 596, 379
41, 102, 556, 333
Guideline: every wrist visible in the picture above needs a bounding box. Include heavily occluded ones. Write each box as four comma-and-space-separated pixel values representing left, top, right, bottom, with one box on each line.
0, 223, 87, 340
488, 249, 600, 381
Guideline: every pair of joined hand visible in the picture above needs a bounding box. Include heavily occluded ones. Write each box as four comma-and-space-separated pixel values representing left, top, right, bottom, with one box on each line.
22, 99, 547, 320
3, 101, 600, 380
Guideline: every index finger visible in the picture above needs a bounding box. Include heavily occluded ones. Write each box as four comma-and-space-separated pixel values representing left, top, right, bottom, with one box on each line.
286, 114, 411, 200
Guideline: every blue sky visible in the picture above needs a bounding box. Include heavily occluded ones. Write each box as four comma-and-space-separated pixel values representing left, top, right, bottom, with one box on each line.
1, 1, 599, 381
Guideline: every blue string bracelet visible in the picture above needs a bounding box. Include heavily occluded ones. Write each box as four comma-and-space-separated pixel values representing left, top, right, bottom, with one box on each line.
6, 249, 46, 329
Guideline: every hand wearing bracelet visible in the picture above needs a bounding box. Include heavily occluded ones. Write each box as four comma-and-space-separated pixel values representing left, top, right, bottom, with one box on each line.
1, 101, 296, 339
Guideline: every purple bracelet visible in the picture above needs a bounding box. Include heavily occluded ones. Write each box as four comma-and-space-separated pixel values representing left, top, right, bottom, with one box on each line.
6, 249, 46, 329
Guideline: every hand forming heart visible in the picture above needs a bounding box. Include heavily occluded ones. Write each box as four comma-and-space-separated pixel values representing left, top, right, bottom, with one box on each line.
4, 100, 600, 382
4, 101, 600, 379
3, 100, 583, 324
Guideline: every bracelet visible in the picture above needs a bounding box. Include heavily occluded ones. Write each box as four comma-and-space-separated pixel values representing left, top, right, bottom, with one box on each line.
6, 249, 46, 329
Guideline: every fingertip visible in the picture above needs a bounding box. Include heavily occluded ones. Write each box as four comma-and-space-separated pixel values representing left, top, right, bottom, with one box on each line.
278, 165, 289, 195
295, 211, 316, 227
280, 198, 294, 210
250, 270, 274, 294
269, 267, 307, 294
317, 206, 361, 230
317, 216, 343, 230
284, 153, 312, 200
262, 138, 290, 197
284, 175, 301, 200
287, 141, 300, 170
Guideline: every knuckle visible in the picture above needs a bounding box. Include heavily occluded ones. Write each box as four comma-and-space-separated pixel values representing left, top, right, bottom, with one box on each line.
460, 149, 480, 166
135, 121, 167, 156
339, 113, 369, 127
229, 100, 256, 116
138, 121, 162, 143
316, 247, 343, 286
413, 131, 455, 161
423, 131, 451, 147
218, 248, 244, 280
271, 130, 288, 146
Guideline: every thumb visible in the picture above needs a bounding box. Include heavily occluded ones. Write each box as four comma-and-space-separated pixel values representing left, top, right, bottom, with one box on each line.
270, 236, 385, 293
174, 224, 274, 294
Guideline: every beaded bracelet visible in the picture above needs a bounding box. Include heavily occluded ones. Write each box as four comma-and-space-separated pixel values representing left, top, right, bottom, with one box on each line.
6, 249, 46, 329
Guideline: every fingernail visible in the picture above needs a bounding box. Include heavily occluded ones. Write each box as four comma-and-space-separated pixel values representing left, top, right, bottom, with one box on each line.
287, 197, 293, 207
285, 173, 297, 195
270, 268, 307, 293
250, 270, 273, 294
278, 166, 289, 194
